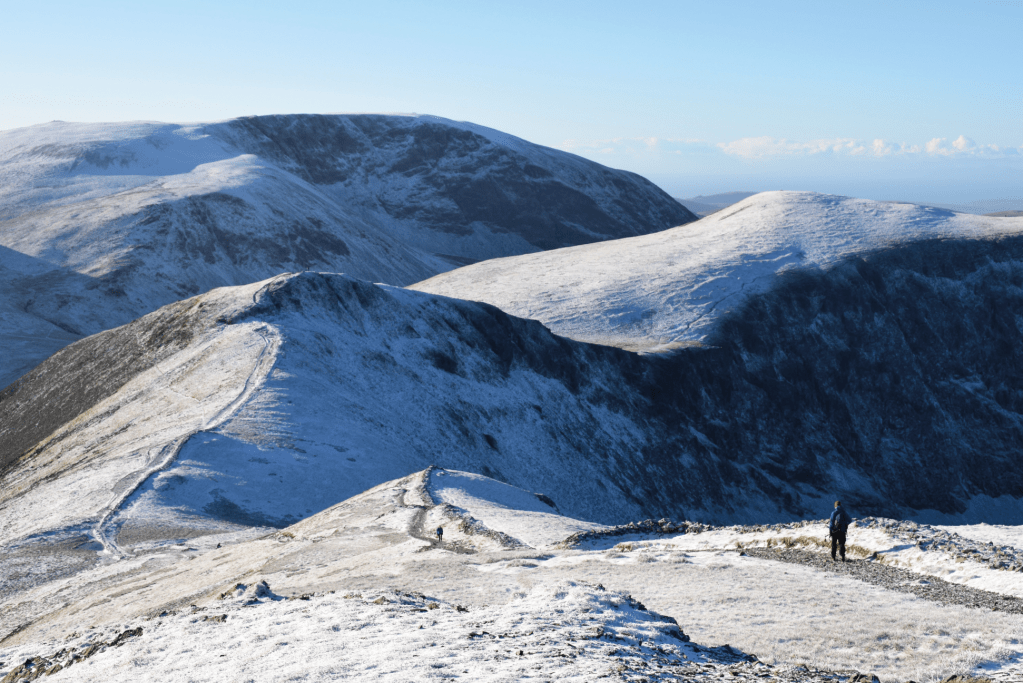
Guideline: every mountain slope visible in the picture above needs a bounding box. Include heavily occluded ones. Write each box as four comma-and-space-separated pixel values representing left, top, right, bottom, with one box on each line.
0, 272, 665, 554
0, 114, 695, 388
412, 192, 1023, 352
3, 468, 1023, 683
5, 235, 1023, 547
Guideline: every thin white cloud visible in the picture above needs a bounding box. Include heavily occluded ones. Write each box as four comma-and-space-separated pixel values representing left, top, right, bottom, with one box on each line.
563, 135, 1017, 161
952, 135, 975, 151
718, 135, 1011, 159
716, 137, 862, 158
925, 138, 953, 156
717, 137, 902, 158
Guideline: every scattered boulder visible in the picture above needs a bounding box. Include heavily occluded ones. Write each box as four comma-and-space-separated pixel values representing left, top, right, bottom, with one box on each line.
848, 673, 880, 683
0, 627, 146, 681
109, 627, 143, 648
220, 579, 282, 604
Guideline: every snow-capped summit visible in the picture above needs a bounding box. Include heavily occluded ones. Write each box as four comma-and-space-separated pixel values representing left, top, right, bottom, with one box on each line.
0, 114, 695, 388
412, 191, 1023, 352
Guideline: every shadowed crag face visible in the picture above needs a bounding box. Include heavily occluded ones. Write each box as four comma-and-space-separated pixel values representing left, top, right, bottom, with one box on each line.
220, 115, 697, 250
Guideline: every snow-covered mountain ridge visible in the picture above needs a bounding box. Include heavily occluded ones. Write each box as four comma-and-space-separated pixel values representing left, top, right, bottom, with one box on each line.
5, 238, 1023, 545
0, 271, 668, 556
410, 193, 1023, 522
412, 191, 1023, 352
0, 114, 694, 388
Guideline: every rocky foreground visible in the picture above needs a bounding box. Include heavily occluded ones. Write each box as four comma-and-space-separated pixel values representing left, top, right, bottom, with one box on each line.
2, 469, 1020, 683
0, 581, 997, 683
742, 548, 1023, 615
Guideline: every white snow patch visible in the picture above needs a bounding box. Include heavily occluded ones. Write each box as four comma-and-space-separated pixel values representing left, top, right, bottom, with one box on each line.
429, 469, 606, 548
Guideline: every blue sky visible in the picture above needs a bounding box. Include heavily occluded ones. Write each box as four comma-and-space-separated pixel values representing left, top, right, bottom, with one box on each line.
3, 0, 1020, 203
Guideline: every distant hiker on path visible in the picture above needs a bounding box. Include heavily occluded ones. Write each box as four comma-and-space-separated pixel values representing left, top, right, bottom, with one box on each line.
436, 526, 444, 543
829, 501, 851, 562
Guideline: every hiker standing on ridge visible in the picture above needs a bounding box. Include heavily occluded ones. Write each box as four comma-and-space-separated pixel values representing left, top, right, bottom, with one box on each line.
436, 526, 444, 543
829, 501, 852, 562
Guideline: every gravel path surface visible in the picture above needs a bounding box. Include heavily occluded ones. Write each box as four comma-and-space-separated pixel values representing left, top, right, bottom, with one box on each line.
743, 547, 1023, 615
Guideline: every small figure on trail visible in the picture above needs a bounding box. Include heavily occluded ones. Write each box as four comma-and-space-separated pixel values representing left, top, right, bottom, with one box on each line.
829, 500, 852, 562
436, 526, 444, 543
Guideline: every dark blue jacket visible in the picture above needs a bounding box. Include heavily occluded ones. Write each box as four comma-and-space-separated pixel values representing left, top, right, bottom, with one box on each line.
829, 506, 851, 533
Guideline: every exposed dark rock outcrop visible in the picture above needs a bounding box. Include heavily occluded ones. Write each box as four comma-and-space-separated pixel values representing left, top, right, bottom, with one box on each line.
218, 114, 696, 252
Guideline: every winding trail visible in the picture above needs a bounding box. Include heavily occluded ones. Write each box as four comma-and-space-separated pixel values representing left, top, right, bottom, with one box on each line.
92, 325, 281, 557
397, 470, 474, 555
744, 547, 1023, 615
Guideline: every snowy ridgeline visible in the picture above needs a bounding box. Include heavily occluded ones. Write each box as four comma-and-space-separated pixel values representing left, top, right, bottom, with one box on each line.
0, 114, 694, 388
6, 248, 1023, 548
0, 272, 667, 552
3, 468, 1023, 683
412, 191, 1023, 352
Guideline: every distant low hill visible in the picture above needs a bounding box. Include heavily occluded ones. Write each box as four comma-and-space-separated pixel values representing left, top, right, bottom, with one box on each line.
676, 191, 759, 216
924, 199, 1023, 215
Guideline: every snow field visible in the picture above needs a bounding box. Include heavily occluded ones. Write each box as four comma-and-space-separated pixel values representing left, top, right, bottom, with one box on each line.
938, 524, 1023, 549
11, 543, 1014, 682
0, 582, 704, 683
525, 548, 1023, 682
428, 469, 607, 548
4, 471, 1023, 681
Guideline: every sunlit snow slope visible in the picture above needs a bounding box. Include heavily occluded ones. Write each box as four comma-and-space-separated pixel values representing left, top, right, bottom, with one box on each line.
4, 468, 1023, 683
0, 468, 605, 647
6, 234, 1023, 536
0, 272, 667, 555
0, 114, 694, 387
412, 191, 1023, 352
